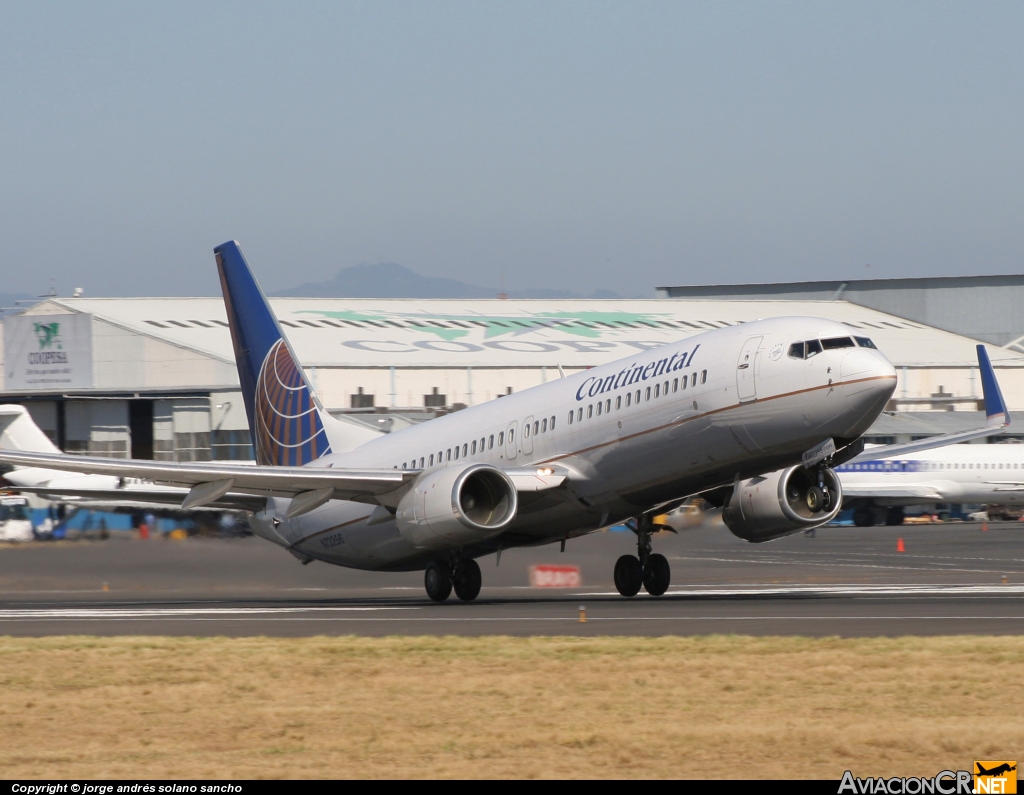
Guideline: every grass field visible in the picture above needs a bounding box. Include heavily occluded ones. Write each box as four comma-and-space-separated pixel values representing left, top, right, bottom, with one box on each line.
0, 635, 1020, 779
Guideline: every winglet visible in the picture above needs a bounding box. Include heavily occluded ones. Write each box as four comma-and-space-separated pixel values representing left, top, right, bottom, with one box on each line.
978, 344, 1009, 427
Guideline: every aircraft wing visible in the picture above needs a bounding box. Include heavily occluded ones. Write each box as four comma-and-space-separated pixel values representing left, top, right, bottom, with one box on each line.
15, 485, 267, 512
985, 481, 1024, 492
847, 344, 1009, 464
0, 451, 572, 515
0, 450, 415, 506
840, 484, 946, 501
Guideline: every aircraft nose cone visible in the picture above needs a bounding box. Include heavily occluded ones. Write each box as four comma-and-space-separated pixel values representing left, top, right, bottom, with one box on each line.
841, 349, 891, 381
834, 349, 897, 437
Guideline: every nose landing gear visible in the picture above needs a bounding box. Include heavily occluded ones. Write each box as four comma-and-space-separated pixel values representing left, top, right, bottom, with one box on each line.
614, 516, 671, 597
424, 556, 483, 602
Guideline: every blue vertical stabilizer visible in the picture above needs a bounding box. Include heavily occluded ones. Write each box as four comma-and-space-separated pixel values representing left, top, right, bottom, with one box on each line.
214, 241, 332, 466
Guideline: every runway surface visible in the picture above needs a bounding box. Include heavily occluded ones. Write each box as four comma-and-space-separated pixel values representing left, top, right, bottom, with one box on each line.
1, 521, 1023, 636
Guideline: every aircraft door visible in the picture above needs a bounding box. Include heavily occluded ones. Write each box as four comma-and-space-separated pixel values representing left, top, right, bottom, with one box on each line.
505, 421, 518, 460
522, 415, 534, 455
736, 336, 762, 402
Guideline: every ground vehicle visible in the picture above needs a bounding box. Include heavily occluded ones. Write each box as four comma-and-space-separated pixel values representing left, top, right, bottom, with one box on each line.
0, 495, 33, 541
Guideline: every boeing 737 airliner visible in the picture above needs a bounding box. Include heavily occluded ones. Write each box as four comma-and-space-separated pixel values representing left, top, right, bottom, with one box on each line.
0, 242, 1008, 600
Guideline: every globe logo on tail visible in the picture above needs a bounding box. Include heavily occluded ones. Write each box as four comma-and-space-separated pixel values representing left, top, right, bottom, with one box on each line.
254, 340, 331, 466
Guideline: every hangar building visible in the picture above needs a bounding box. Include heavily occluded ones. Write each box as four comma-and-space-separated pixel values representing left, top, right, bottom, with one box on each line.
657, 274, 1024, 350
2, 294, 1023, 461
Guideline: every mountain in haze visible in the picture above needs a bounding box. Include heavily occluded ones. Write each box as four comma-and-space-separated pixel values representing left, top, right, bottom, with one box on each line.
272, 262, 623, 299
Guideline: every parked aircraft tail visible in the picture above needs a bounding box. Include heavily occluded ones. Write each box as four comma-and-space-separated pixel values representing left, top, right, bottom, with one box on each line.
214, 240, 379, 465
977, 344, 1009, 427
0, 405, 61, 454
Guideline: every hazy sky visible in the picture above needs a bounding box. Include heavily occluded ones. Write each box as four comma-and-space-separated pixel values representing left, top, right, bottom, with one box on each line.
1, 2, 1021, 298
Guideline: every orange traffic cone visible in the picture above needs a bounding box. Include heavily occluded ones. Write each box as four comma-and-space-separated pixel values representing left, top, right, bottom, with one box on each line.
897, 538, 905, 553
982, 522, 988, 532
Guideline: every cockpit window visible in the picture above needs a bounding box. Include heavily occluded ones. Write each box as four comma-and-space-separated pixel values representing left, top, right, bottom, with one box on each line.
821, 336, 855, 350
855, 336, 877, 349
788, 342, 805, 359
805, 339, 822, 358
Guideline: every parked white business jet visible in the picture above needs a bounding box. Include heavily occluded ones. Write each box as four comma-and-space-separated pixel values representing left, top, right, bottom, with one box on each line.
840, 443, 1024, 526
0, 405, 247, 514
0, 242, 1007, 600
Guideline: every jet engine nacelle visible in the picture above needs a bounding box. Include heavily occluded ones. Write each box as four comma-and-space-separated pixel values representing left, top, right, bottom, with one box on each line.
723, 466, 842, 543
396, 463, 518, 549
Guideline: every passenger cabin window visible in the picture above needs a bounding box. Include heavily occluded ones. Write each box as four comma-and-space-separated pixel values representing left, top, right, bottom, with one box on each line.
472, 440, 477, 454
498, 432, 504, 446
822, 336, 855, 350
604, 399, 610, 413
616, 396, 622, 409
533, 421, 539, 435
541, 418, 547, 432
654, 384, 660, 398
645, 387, 651, 401
577, 407, 583, 422
454, 446, 459, 460
462, 443, 467, 457
420, 458, 424, 468
568, 411, 574, 425
672, 378, 678, 392
429, 454, 434, 466
488, 435, 494, 448
690, 374, 697, 387
788, 342, 805, 359
597, 402, 602, 416
635, 389, 641, 403
625, 392, 632, 406
855, 337, 877, 349
524, 424, 531, 438
446, 449, 451, 461
550, 415, 555, 429
701, 370, 707, 384
587, 404, 594, 418
509, 428, 515, 441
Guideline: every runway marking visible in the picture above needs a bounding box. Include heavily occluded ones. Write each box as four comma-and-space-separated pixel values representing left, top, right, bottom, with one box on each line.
726, 549, 1024, 565
579, 584, 1024, 597
2, 615, 1023, 623
668, 555, 1024, 575
0, 606, 418, 619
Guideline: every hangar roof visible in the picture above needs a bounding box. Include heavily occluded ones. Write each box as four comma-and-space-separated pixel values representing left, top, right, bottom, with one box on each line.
23, 296, 1024, 369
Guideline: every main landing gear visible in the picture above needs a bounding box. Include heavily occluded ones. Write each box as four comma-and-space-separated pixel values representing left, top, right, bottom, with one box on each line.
614, 516, 671, 597
424, 557, 482, 603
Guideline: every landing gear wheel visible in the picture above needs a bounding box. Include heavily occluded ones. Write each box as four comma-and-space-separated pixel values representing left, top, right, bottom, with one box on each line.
424, 560, 452, 602
853, 507, 874, 527
453, 559, 482, 601
885, 507, 905, 526
805, 485, 825, 513
642, 553, 671, 596
614, 554, 643, 597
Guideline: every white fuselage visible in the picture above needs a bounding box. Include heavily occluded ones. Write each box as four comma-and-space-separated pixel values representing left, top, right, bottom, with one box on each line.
838, 443, 1024, 507
249, 316, 897, 570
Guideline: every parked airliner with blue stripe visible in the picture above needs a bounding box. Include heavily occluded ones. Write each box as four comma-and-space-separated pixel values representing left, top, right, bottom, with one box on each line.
0, 242, 1008, 600
839, 442, 1024, 526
